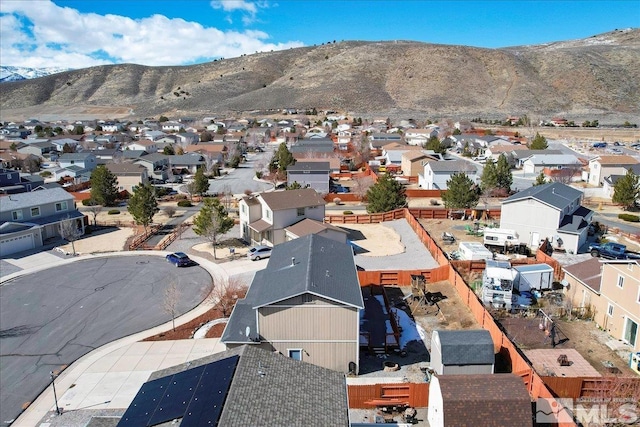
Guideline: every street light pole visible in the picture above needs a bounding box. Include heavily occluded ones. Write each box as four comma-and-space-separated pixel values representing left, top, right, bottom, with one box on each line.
50, 371, 62, 415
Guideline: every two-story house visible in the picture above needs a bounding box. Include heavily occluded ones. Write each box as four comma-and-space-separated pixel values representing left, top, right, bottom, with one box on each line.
134, 153, 171, 182
238, 188, 326, 246
588, 155, 639, 187
127, 140, 159, 153
564, 258, 639, 352
500, 182, 593, 253
0, 168, 33, 194
418, 160, 477, 190
0, 187, 84, 256
221, 234, 364, 373
286, 161, 330, 193
54, 152, 97, 180
404, 128, 439, 146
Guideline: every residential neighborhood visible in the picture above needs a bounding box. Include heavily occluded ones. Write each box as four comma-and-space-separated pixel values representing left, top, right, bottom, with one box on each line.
0, 112, 639, 427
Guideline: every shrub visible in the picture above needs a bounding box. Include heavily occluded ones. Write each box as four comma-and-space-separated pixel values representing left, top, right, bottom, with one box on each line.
82, 198, 97, 206
177, 200, 192, 208
255, 171, 263, 179
343, 210, 353, 215
175, 194, 187, 200
107, 209, 120, 215
618, 213, 640, 222
40, 170, 52, 177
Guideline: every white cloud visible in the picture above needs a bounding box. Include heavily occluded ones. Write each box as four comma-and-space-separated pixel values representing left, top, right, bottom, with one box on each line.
210, 0, 258, 14
0, 0, 302, 69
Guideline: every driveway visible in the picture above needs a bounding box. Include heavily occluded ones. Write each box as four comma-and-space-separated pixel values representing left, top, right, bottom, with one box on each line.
0, 256, 211, 426
205, 148, 275, 195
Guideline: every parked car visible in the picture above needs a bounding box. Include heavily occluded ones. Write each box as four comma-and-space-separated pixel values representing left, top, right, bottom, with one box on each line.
166, 252, 196, 267
592, 142, 607, 148
613, 141, 624, 146
330, 185, 350, 194
247, 245, 272, 261
255, 146, 265, 152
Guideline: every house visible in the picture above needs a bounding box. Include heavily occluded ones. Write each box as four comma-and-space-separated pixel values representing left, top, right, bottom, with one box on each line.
588, 155, 639, 186
0, 168, 33, 194
292, 156, 341, 173
430, 330, 495, 375
484, 144, 529, 166
418, 160, 478, 190
127, 140, 158, 153
500, 182, 593, 253
512, 149, 563, 168
286, 161, 330, 193
17, 140, 57, 159
238, 188, 326, 245
404, 128, 438, 146
175, 132, 199, 145
58, 152, 97, 171
134, 153, 171, 182
101, 122, 124, 132
289, 138, 334, 155
564, 258, 639, 351
603, 164, 640, 198
381, 142, 422, 166
160, 121, 185, 132
0, 187, 84, 257
522, 154, 582, 175
428, 374, 532, 427
221, 234, 363, 374
169, 153, 205, 174
183, 143, 227, 164
401, 150, 442, 177
50, 138, 80, 153
105, 163, 149, 194
368, 133, 402, 150
284, 218, 349, 243
116, 345, 349, 427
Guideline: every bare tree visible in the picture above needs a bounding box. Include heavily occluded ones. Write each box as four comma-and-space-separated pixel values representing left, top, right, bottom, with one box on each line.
184, 181, 198, 201
204, 153, 218, 176
59, 216, 83, 255
163, 205, 176, 218
204, 274, 248, 317
352, 175, 374, 203
220, 184, 233, 210
163, 280, 181, 331
86, 203, 103, 226
549, 166, 581, 184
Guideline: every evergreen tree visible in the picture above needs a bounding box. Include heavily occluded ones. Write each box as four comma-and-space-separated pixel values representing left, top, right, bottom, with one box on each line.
441, 173, 480, 208
530, 132, 548, 150
127, 183, 158, 232
192, 198, 235, 259
424, 135, 445, 154
612, 168, 640, 210
163, 145, 175, 155
366, 174, 407, 213
480, 158, 497, 190
270, 142, 296, 173
193, 167, 210, 195
533, 171, 548, 186
495, 154, 513, 191
90, 165, 119, 206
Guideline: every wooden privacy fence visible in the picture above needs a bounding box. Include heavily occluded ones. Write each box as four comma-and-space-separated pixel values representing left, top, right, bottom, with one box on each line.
358, 266, 449, 287
348, 383, 430, 408
542, 376, 640, 400
325, 207, 501, 226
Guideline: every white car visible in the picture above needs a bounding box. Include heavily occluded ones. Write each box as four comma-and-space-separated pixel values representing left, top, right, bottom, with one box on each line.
472, 156, 487, 163
247, 245, 272, 261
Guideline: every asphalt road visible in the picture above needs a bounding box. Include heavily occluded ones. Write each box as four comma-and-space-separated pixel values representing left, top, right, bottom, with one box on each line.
205, 146, 275, 195
0, 256, 212, 426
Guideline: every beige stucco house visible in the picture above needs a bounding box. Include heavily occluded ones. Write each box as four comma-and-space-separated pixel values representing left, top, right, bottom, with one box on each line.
105, 163, 149, 194
221, 234, 364, 374
563, 258, 639, 351
588, 155, 639, 187
238, 188, 326, 246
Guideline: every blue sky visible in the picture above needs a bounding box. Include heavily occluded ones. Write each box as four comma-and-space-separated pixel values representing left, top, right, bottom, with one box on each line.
1, 0, 638, 68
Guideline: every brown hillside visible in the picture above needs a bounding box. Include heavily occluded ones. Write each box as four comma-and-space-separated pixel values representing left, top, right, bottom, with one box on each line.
1, 29, 638, 121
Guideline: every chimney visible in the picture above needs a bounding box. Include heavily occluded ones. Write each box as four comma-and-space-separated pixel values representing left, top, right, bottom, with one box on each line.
291, 257, 295, 266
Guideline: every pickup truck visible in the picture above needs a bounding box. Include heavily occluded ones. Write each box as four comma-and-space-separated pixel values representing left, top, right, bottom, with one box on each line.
589, 242, 640, 260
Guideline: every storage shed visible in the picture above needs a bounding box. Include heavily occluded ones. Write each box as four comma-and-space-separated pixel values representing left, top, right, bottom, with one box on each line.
430, 330, 495, 375
514, 263, 553, 291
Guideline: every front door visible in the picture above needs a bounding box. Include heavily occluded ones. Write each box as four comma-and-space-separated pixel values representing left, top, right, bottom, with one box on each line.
624, 318, 638, 348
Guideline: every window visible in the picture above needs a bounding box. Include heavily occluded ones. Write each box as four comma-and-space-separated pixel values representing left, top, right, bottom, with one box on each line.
241, 204, 246, 214
55, 201, 67, 212
265, 210, 272, 220
11, 210, 23, 221
607, 303, 614, 317
617, 275, 624, 289
297, 207, 305, 216
30, 207, 40, 217
288, 349, 302, 361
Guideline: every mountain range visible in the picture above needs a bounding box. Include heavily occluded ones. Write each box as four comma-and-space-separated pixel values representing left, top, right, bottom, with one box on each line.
0, 28, 638, 122
0, 66, 71, 83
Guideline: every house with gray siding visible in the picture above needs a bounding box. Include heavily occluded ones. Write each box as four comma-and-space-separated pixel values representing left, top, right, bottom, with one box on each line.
418, 160, 478, 190
500, 182, 592, 253
0, 187, 84, 256
221, 234, 364, 374
287, 161, 330, 193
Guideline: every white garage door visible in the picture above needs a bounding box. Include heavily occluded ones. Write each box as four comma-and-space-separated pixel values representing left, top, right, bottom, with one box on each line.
0, 233, 35, 257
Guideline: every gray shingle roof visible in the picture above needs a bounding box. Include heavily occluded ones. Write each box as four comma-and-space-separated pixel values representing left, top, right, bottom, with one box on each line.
558, 205, 593, 234
502, 182, 583, 210
258, 188, 326, 210
436, 330, 494, 365
288, 161, 330, 172
0, 187, 73, 212
426, 160, 477, 173
222, 234, 363, 344
146, 345, 349, 427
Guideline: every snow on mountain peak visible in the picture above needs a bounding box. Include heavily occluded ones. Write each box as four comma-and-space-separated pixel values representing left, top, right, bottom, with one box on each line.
0, 66, 71, 82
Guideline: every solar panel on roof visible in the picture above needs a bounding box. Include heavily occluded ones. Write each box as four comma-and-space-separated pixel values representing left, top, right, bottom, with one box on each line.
117, 376, 172, 427
147, 365, 206, 426
181, 355, 239, 427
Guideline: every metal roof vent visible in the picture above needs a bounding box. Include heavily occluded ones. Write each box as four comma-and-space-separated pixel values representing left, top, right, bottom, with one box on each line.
291, 257, 295, 266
